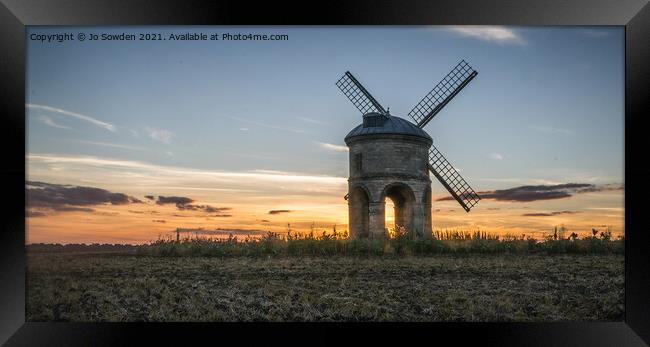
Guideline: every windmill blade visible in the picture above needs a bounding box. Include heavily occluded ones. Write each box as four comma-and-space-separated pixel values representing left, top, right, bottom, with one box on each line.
408, 60, 478, 128
336, 71, 387, 115
428, 144, 480, 212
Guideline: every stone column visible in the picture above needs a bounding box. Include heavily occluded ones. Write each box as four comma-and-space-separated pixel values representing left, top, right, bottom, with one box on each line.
410, 202, 423, 238
368, 202, 385, 238
423, 203, 432, 238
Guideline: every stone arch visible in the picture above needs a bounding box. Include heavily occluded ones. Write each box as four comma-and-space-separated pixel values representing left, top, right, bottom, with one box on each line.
348, 184, 370, 238
382, 183, 417, 234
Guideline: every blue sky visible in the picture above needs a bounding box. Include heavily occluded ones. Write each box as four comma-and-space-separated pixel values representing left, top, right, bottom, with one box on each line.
25, 26, 625, 243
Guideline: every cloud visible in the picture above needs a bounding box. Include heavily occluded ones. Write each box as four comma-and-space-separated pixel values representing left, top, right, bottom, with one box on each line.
177, 204, 231, 213
152, 219, 166, 223
27, 154, 348, 197
26, 104, 115, 131
156, 196, 194, 205
145, 127, 174, 143
144, 195, 155, 200
55, 206, 96, 212
38, 115, 71, 130
528, 125, 574, 135
489, 153, 504, 160
228, 116, 306, 134
128, 210, 159, 215
155, 195, 231, 214
269, 209, 292, 215
26, 181, 141, 216
239, 128, 249, 131
297, 117, 327, 125
28, 154, 346, 185
448, 26, 525, 45
177, 228, 274, 236
67, 140, 147, 151
316, 142, 348, 153
522, 210, 580, 217
171, 214, 192, 218
436, 183, 623, 203
27, 210, 48, 217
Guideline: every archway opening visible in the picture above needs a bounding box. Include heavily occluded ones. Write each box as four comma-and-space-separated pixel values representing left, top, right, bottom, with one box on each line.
383, 184, 416, 238
349, 186, 369, 238
385, 196, 396, 237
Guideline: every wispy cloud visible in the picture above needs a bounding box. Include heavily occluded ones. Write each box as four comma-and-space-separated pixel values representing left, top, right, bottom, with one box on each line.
522, 210, 580, 217
156, 186, 256, 193
228, 116, 306, 134
448, 26, 525, 45
38, 115, 71, 130
145, 127, 174, 143
297, 117, 327, 125
489, 153, 504, 160
316, 142, 348, 153
529, 125, 574, 135
269, 209, 292, 215
26, 104, 115, 131
27, 154, 347, 196
239, 128, 249, 131
67, 140, 147, 151
178, 228, 272, 236
437, 183, 623, 203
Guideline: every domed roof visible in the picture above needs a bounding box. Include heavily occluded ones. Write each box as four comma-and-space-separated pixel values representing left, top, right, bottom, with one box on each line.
344, 113, 432, 142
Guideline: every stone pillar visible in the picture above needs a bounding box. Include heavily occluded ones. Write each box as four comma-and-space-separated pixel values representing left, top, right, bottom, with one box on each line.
368, 202, 385, 237
410, 202, 422, 237
411, 202, 432, 238
423, 203, 432, 238
347, 200, 357, 238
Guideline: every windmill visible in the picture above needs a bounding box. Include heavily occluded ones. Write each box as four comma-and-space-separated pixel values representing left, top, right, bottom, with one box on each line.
337, 60, 480, 237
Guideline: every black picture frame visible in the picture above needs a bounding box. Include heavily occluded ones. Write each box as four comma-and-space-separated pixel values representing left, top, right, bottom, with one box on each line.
1, 0, 649, 345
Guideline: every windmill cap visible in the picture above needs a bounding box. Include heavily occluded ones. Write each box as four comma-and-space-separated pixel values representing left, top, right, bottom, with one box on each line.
344, 113, 432, 143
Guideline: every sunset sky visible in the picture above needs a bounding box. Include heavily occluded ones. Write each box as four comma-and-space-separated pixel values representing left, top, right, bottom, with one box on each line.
26, 26, 624, 244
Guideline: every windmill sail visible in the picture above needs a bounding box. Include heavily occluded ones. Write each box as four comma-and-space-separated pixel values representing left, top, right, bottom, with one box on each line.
336, 71, 387, 115
428, 144, 480, 212
408, 60, 477, 128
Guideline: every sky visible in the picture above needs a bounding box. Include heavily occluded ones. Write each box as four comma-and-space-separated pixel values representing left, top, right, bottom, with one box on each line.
25, 26, 624, 244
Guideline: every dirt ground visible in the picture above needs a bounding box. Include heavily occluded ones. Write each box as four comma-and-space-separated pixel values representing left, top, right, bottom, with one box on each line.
26, 253, 624, 322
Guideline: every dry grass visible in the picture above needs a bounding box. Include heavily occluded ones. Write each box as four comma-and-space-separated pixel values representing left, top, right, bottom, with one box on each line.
26, 252, 624, 322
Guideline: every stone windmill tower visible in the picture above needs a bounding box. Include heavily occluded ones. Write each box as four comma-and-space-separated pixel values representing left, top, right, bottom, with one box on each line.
336, 60, 481, 238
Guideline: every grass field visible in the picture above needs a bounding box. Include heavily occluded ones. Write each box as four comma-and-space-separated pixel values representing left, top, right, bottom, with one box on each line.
26, 252, 624, 322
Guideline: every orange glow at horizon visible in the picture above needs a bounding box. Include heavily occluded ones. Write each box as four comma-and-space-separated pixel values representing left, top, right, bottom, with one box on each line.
26, 153, 624, 244
26, 189, 624, 244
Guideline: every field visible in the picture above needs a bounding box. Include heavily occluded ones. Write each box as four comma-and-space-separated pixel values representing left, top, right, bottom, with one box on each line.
26, 252, 624, 322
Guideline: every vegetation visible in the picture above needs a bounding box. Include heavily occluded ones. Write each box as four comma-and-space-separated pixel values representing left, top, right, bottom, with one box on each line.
132, 227, 624, 258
